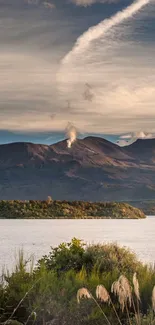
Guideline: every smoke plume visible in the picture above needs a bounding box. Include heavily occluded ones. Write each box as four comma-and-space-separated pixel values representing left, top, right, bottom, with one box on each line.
66, 123, 77, 148
62, 0, 151, 64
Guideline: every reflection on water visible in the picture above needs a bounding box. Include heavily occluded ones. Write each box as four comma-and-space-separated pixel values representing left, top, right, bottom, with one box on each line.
0, 217, 154, 270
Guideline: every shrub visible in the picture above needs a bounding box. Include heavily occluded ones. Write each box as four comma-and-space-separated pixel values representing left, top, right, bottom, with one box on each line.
0, 240, 155, 325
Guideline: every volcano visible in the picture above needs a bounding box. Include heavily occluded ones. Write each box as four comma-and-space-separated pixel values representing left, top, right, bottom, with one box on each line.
0, 136, 155, 201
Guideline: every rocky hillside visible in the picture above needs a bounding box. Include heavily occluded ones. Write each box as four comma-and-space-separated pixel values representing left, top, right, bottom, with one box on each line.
0, 137, 155, 201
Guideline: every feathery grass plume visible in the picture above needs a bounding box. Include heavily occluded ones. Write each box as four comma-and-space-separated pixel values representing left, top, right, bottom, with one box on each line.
119, 275, 132, 307
152, 286, 155, 312
111, 279, 125, 311
77, 287, 112, 325
77, 288, 92, 303
118, 287, 127, 312
111, 280, 120, 296
99, 284, 123, 325
133, 273, 140, 301
111, 276, 132, 312
96, 285, 110, 304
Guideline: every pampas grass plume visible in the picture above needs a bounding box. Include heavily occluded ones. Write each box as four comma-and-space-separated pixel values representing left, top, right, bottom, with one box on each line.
133, 273, 140, 301
152, 286, 155, 312
96, 285, 110, 303
77, 288, 92, 303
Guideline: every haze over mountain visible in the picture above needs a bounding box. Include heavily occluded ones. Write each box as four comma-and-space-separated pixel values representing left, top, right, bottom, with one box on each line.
0, 136, 155, 201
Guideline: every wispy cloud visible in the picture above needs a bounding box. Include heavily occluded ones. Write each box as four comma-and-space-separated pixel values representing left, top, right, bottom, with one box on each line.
62, 0, 151, 63
70, 0, 120, 6
27, 0, 55, 9
0, 0, 155, 136
117, 131, 155, 146
57, 0, 155, 134
43, 1, 55, 9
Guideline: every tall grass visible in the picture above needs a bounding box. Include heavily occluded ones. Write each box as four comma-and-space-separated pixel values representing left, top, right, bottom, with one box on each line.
77, 273, 155, 324
0, 239, 155, 325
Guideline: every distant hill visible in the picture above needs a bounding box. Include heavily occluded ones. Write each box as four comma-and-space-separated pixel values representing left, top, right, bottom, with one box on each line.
0, 137, 155, 201
125, 138, 155, 163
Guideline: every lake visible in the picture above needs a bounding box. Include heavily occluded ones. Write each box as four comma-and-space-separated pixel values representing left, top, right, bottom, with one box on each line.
0, 217, 155, 271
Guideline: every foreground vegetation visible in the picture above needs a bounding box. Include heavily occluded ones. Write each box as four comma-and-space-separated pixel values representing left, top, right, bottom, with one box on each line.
0, 199, 146, 219
0, 239, 155, 325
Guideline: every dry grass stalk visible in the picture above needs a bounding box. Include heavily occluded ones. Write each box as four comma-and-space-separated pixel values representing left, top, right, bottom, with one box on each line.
152, 286, 155, 312
111, 276, 132, 312
96, 285, 110, 304
118, 287, 127, 312
77, 288, 92, 303
97, 284, 123, 325
111, 280, 125, 311
133, 273, 140, 301
111, 280, 120, 296
77, 287, 112, 325
119, 275, 132, 307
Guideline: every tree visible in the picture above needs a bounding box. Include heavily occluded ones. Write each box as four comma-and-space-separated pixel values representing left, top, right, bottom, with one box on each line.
47, 196, 52, 204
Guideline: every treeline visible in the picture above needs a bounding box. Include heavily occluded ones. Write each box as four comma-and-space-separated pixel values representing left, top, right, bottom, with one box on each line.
0, 199, 145, 219
0, 239, 155, 325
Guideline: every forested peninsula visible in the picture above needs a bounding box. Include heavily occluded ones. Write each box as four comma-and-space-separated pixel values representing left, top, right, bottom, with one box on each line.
0, 199, 146, 219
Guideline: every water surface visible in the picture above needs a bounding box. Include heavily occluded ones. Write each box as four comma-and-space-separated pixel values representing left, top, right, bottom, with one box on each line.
0, 217, 154, 270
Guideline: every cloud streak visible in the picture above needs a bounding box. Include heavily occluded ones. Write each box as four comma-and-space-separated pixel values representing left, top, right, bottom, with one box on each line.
62, 0, 151, 64
56, 0, 155, 135
71, 0, 120, 6
0, 0, 155, 136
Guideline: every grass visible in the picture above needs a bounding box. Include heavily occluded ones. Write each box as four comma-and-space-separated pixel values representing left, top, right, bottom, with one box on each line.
0, 239, 155, 324
77, 275, 155, 325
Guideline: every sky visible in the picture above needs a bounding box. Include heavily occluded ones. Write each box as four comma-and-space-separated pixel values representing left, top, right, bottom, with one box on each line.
0, 0, 155, 144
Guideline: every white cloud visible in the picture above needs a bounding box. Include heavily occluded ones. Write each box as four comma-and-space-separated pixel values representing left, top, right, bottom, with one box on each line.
62, 0, 151, 63
56, 0, 155, 134
27, 0, 55, 7
71, 0, 97, 5
43, 1, 55, 9
0, 0, 155, 136
117, 131, 155, 146
71, 0, 120, 6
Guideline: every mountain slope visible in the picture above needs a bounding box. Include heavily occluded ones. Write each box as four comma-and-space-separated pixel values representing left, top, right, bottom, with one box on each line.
0, 137, 155, 201
125, 139, 155, 163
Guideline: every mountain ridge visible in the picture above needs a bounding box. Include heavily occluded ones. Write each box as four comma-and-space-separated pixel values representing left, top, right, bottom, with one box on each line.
0, 136, 155, 201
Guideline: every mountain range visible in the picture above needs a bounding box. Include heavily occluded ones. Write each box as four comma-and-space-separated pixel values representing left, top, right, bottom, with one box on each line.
0, 136, 155, 201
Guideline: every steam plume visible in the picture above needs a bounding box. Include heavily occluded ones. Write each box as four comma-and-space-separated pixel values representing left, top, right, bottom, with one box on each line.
66, 123, 77, 148
62, 0, 151, 64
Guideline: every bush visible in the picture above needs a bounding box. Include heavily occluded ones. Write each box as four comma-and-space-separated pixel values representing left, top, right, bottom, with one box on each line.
0, 239, 155, 325
38, 238, 142, 276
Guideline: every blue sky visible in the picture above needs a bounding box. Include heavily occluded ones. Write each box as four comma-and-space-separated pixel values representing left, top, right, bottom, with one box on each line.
0, 0, 155, 144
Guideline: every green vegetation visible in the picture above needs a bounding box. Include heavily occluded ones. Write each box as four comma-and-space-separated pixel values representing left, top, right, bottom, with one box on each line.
0, 239, 155, 325
0, 199, 146, 219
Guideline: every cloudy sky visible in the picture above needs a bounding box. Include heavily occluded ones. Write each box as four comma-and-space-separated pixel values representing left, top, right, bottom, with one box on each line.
0, 0, 155, 144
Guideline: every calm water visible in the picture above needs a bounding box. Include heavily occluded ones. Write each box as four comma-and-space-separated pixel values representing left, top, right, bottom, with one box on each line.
0, 217, 155, 270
